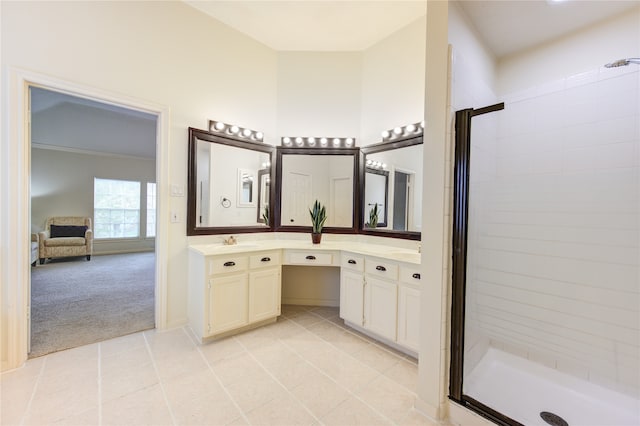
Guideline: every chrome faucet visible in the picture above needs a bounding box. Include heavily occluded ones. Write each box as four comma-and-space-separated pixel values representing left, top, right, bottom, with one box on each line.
223, 236, 237, 245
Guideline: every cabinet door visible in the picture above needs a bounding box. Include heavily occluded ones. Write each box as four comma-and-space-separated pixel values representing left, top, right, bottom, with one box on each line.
249, 267, 281, 323
397, 285, 421, 351
340, 270, 364, 325
209, 273, 248, 335
364, 276, 397, 341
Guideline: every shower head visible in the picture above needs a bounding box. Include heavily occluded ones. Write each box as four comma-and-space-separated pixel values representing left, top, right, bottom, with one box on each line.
604, 58, 640, 68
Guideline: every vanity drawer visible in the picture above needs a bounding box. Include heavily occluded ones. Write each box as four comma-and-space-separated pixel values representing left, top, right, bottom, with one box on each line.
365, 258, 399, 281
207, 255, 249, 275
249, 251, 281, 269
287, 251, 334, 266
399, 264, 422, 287
341, 253, 364, 272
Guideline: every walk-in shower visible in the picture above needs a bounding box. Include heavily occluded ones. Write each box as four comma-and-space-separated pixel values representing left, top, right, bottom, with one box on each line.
450, 58, 640, 426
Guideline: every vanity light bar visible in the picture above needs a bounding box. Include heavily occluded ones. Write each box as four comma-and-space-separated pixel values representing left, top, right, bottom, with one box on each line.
281, 136, 356, 148
208, 120, 264, 142
381, 120, 424, 141
366, 159, 387, 170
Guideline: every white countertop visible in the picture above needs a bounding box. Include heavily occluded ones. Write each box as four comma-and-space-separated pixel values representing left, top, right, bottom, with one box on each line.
189, 239, 421, 264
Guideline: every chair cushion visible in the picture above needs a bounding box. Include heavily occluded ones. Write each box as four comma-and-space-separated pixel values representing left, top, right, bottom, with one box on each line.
50, 225, 88, 238
44, 237, 87, 247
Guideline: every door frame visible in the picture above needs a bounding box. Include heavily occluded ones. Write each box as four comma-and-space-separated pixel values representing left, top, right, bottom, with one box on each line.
2, 67, 170, 371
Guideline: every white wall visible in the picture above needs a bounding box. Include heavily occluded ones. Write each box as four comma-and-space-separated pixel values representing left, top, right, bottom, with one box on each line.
360, 15, 426, 146
1, 0, 279, 366
276, 52, 362, 140
31, 147, 156, 254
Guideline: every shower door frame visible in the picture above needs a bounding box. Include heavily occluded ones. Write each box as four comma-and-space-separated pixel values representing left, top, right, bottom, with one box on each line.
448, 103, 523, 426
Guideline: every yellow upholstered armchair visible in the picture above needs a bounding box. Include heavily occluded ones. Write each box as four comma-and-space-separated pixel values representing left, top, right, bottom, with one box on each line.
38, 217, 93, 264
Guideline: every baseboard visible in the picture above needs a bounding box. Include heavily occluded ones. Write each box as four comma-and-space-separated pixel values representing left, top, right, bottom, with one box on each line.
281, 297, 338, 307
414, 398, 441, 422
93, 248, 155, 256
344, 320, 418, 358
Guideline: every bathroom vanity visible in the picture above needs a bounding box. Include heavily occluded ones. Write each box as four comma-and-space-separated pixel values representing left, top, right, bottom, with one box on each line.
188, 240, 421, 356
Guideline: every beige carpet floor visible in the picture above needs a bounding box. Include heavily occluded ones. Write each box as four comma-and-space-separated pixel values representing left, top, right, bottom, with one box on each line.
29, 252, 155, 358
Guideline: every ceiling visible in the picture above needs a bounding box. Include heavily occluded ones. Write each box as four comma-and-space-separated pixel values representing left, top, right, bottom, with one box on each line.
185, 1, 637, 56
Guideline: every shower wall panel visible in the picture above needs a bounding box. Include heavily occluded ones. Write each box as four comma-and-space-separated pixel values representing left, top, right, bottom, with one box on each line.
469, 66, 639, 397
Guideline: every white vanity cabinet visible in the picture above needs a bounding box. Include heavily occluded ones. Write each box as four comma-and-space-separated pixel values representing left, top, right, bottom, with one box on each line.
339, 253, 365, 325
397, 264, 422, 352
363, 258, 399, 341
188, 250, 281, 342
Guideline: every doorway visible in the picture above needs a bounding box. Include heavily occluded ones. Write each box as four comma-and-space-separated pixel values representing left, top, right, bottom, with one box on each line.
28, 85, 158, 357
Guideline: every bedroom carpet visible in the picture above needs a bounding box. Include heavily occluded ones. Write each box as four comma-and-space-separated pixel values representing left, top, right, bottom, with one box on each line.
30, 252, 155, 358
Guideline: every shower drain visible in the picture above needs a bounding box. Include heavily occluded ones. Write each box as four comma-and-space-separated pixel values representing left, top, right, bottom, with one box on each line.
540, 411, 569, 426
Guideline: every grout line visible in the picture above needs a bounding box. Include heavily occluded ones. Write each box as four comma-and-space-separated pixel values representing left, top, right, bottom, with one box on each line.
98, 343, 102, 426
186, 328, 252, 426
279, 307, 407, 425
18, 357, 47, 426
141, 331, 178, 426
233, 334, 323, 425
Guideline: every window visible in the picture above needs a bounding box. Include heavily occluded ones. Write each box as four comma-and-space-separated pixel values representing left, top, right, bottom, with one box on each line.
147, 182, 156, 238
94, 178, 140, 239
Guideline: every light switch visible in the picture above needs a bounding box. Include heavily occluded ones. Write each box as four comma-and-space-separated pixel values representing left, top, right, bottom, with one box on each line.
170, 211, 179, 223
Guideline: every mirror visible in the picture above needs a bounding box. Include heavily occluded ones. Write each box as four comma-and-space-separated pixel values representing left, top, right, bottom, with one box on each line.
361, 136, 422, 240
275, 147, 360, 233
187, 128, 275, 236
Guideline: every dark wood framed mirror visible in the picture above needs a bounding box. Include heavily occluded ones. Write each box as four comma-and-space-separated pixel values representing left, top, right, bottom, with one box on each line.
274, 147, 361, 234
360, 135, 423, 240
187, 127, 276, 236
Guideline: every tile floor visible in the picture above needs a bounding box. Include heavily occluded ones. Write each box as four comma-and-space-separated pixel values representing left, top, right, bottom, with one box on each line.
1, 305, 440, 426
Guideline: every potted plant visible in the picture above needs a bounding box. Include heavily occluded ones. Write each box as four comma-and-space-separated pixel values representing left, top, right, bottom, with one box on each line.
309, 199, 327, 244
366, 203, 379, 228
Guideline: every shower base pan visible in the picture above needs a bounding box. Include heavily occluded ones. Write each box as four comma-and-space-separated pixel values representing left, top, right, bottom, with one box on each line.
464, 348, 639, 426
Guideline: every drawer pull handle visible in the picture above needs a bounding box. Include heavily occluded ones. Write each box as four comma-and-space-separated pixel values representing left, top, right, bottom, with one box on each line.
376, 265, 386, 272
223, 261, 236, 267
348, 259, 357, 264
261, 257, 271, 262
305, 255, 316, 260
412, 273, 421, 279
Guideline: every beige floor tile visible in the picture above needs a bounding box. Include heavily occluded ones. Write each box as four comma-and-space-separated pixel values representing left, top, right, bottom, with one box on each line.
0, 361, 43, 426
384, 359, 419, 392
321, 396, 392, 426
289, 369, 350, 418
199, 335, 246, 363
248, 340, 298, 369
101, 345, 153, 373
227, 415, 250, 425
310, 350, 380, 392
356, 375, 416, 423
330, 330, 374, 355
289, 312, 324, 328
325, 315, 348, 328
306, 320, 345, 341
163, 369, 241, 425
153, 347, 209, 381
225, 371, 285, 412
211, 351, 265, 386
51, 407, 99, 425
264, 317, 306, 339
309, 306, 340, 319
143, 327, 195, 359
101, 361, 158, 402
399, 408, 441, 426
40, 344, 98, 375
263, 354, 317, 390
353, 343, 401, 373
24, 378, 98, 425
101, 383, 173, 426
100, 331, 146, 357
245, 392, 318, 426
234, 324, 277, 350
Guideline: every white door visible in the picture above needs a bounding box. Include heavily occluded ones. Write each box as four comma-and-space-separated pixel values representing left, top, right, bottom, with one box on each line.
283, 171, 311, 225
364, 276, 398, 341
339, 270, 364, 325
249, 267, 281, 322
209, 274, 248, 335
330, 176, 352, 227
397, 284, 421, 351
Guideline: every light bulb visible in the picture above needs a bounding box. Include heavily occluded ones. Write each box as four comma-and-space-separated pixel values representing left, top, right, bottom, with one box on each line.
214, 121, 225, 131
393, 127, 402, 135
255, 132, 264, 141
405, 124, 416, 133
307, 137, 316, 146
420, 120, 425, 128
333, 138, 341, 146
366, 159, 372, 165
320, 138, 328, 146
230, 125, 239, 134
242, 128, 252, 138
295, 137, 303, 146
283, 137, 291, 145
382, 163, 387, 169
381, 130, 390, 139
345, 138, 354, 146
